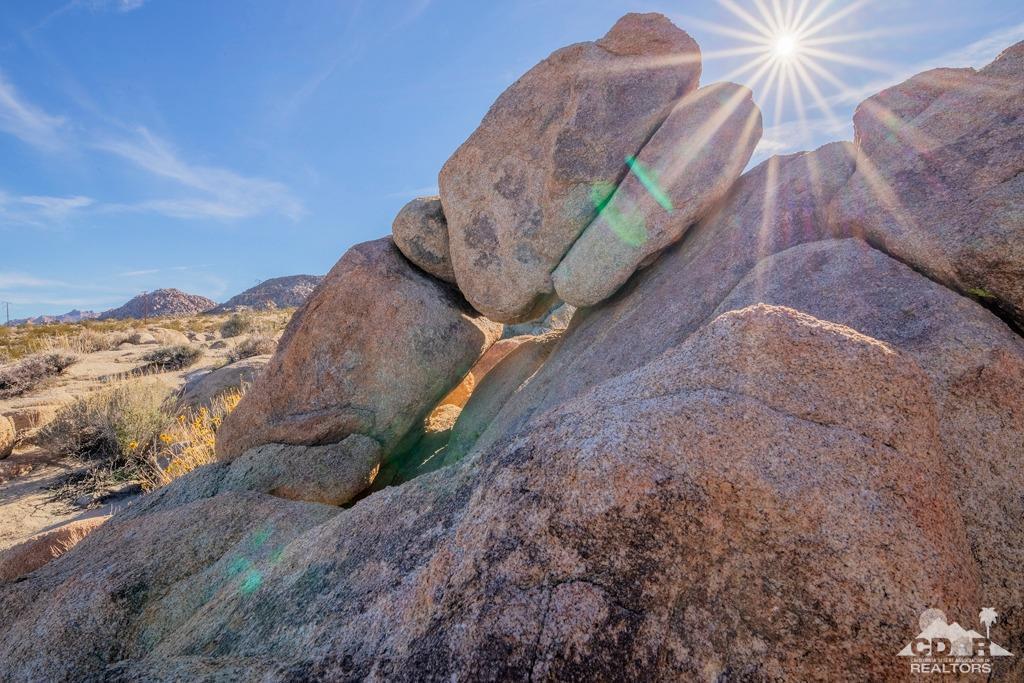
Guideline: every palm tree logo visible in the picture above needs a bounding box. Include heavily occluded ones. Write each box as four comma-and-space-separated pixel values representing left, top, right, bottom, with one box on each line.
980, 607, 998, 640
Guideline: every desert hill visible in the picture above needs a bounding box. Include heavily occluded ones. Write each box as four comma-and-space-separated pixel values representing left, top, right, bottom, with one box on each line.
98, 288, 216, 320
9, 309, 99, 326
209, 275, 323, 313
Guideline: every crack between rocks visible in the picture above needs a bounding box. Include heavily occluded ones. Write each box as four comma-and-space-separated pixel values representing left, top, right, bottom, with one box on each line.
854, 234, 1024, 338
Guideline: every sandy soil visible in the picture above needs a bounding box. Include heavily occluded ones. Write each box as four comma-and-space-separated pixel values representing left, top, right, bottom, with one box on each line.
0, 332, 238, 550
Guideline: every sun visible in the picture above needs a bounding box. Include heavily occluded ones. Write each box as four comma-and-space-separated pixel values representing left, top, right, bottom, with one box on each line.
678, 0, 889, 145
771, 32, 800, 61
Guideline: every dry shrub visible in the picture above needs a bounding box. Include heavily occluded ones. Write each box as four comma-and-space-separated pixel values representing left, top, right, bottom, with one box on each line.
220, 312, 255, 338
0, 352, 78, 399
38, 379, 173, 468
228, 333, 276, 363
143, 388, 243, 490
141, 344, 203, 372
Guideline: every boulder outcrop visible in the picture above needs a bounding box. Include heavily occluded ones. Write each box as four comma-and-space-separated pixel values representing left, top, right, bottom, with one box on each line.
0, 516, 109, 583
178, 355, 269, 409
830, 41, 1024, 327
553, 82, 762, 305
0, 14, 1022, 683
391, 196, 456, 283
0, 306, 981, 680
439, 13, 701, 321
215, 238, 501, 464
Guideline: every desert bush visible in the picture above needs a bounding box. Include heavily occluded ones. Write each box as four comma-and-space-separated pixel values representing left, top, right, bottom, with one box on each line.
0, 352, 78, 399
143, 388, 243, 490
227, 334, 277, 363
38, 379, 173, 467
141, 345, 203, 372
220, 312, 255, 338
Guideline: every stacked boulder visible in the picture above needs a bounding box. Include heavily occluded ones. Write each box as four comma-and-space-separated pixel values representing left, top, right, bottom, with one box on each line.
1, 14, 1022, 682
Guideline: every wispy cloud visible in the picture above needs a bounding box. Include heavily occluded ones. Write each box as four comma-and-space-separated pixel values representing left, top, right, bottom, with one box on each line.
0, 272, 66, 289
751, 116, 852, 164
117, 264, 213, 277
0, 71, 65, 150
828, 22, 1024, 108
93, 127, 304, 220
0, 191, 94, 226
0, 91, 304, 225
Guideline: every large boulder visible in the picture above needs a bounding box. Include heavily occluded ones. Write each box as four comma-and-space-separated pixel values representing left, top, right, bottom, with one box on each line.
553, 82, 762, 305
219, 435, 381, 506
178, 355, 270, 409
829, 42, 1024, 327
465, 141, 856, 449
391, 196, 456, 283
714, 238, 1024, 663
0, 306, 979, 680
216, 238, 501, 461
439, 13, 701, 321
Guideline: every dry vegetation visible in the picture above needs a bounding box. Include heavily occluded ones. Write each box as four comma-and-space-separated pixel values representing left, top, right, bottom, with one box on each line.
0, 352, 78, 399
141, 345, 203, 372
1, 309, 291, 504
40, 379, 243, 497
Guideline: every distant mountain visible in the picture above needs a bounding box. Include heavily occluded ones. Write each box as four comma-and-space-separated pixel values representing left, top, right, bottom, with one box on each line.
10, 309, 100, 326
98, 288, 217, 320
210, 275, 324, 313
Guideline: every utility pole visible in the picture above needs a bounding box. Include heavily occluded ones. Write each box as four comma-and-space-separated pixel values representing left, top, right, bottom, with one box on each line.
1, 301, 9, 327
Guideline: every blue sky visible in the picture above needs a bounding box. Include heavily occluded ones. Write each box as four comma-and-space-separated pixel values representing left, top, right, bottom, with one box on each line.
2, 0, 1022, 318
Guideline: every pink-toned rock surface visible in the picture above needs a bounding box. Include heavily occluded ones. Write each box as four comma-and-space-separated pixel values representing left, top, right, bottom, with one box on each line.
216, 238, 501, 462
554, 82, 762, 306
0, 516, 109, 583
391, 196, 456, 283
440, 13, 701, 322
830, 42, 1024, 326
0, 415, 14, 460
0, 306, 980, 680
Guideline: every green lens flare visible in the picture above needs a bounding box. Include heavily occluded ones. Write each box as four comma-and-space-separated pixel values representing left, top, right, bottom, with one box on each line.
625, 155, 674, 213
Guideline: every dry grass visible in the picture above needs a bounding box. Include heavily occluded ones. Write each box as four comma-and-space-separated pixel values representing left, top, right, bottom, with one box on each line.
220, 312, 255, 338
38, 379, 174, 468
0, 352, 78, 399
1, 309, 296, 362
142, 388, 243, 490
40, 380, 243, 499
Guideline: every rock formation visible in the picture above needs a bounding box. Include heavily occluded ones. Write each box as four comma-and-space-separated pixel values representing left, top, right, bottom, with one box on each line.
98, 288, 216, 320
553, 81, 762, 305
391, 196, 455, 283
178, 355, 270, 409
210, 275, 324, 313
0, 516, 108, 584
439, 13, 703, 322
0, 15, 1021, 682
214, 238, 501, 503
829, 42, 1024, 328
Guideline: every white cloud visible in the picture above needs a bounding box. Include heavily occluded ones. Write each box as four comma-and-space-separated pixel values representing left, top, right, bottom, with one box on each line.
827, 22, 1024, 108
0, 192, 95, 226
0, 72, 65, 150
751, 116, 852, 163
0, 272, 66, 289
93, 127, 305, 221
